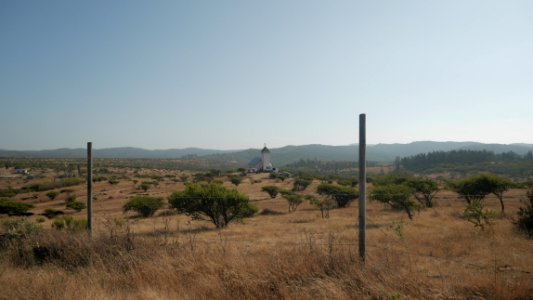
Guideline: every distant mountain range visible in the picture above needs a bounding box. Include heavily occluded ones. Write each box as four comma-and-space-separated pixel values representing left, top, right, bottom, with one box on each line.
1, 142, 532, 166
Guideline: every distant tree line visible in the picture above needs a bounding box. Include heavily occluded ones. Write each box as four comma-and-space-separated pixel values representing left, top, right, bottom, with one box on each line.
399, 150, 533, 177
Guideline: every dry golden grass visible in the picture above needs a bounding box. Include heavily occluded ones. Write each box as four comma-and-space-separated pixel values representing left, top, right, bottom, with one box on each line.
1, 170, 533, 299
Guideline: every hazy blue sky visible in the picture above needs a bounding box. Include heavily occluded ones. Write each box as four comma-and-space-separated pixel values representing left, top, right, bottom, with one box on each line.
1, 0, 532, 150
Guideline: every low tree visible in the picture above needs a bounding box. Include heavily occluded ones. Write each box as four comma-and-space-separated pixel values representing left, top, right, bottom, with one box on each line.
292, 178, 311, 192
370, 184, 420, 220
279, 190, 303, 213
316, 183, 358, 208
407, 178, 439, 208
306, 195, 334, 218
262, 185, 279, 199
484, 174, 513, 214
449, 174, 493, 204
123, 196, 164, 217
168, 183, 257, 228
451, 173, 513, 214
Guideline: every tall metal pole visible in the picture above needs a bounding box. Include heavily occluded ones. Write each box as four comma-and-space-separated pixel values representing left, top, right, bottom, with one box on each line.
358, 114, 366, 262
87, 142, 93, 236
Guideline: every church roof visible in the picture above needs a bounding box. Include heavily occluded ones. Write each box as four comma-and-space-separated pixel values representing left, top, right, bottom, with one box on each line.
261, 146, 270, 153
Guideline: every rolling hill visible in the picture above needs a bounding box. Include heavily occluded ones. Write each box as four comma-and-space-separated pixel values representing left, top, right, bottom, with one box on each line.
1, 142, 532, 166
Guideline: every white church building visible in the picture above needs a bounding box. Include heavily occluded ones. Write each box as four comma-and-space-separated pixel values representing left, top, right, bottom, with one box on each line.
248, 144, 276, 173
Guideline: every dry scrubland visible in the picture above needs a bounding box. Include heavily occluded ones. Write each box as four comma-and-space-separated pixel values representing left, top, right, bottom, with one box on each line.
1, 168, 533, 299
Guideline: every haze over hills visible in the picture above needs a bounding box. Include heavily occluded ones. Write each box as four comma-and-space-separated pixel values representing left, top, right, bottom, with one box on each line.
1, 141, 533, 166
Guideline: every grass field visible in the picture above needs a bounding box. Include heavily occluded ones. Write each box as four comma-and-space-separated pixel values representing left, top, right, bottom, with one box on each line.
1, 168, 532, 299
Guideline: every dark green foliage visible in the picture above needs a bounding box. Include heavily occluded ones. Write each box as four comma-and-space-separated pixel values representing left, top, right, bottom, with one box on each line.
483, 174, 513, 214
407, 178, 439, 208
292, 178, 311, 191
316, 183, 358, 208
123, 196, 164, 217
0, 187, 20, 198
449, 174, 493, 204
168, 183, 257, 228
229, 176, 243, 186
138, 183, 150, 192
515, 188, 533, 236
2, 218, 40, 238
269, 172, 289, 181
463, 201, 496, 230
306, 194, 334, 218
262, 185, 279, 198
42, 209, 64, 219
373, 173, 413, 186
46, 190, 59, 200
66, 201, 86, 212
279, 190, 303, 213
451, 173, 513, 213
22, 178, 82, 193
370, 184, 420, 220
0, 199, 34, 216
401, 149, 533, 177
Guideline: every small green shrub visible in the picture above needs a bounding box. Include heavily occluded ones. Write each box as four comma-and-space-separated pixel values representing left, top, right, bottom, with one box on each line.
316, 183, 358, 208
279, 190, 303, 213
262, 185, 279, 198
66, 201, 86, 212
0, 198, 34, 216
123, 196, 163, 217
515, 188, 533, 236
463, 201, 496, 230
52, 216, 87, 231
2, 218, 40, 237
42, 208, 64, 219
229, 176, 243, 186
46, 190, 59, 200
169, 183, 257, 228
0, 187, 20, 198
293, 178, 311, 192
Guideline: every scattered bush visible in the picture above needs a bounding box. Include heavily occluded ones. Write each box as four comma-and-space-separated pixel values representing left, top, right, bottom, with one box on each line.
306, 195, 334, 218
279, 190, 304, 213
293, 178, 312, 192
0, 187, 20, 198
316, 183, 358, 208
22, 178, 82, 193
169, 183, 257, 228
123, 196, 163, 217
229, 176, 243, 186
407, 178, 439, 208
262, 185, 279, 199
515, 188, 533, 236
42, 209, 64, 219
52, 216, 87, 231
1, 218, 40, 237
0, 199, 34, 216
371, 184, 420, 220
138, 183, 150, 192
46, 190, 59, 200
463, 201, 496, 230
66, 201, 86, 212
